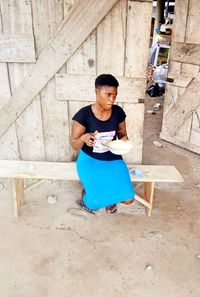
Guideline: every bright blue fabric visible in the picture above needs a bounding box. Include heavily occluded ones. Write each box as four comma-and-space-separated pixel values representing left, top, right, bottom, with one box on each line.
76, 150, 135, 210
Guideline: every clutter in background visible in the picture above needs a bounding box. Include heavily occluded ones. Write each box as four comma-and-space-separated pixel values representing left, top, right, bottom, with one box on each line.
147, 1, 173, 97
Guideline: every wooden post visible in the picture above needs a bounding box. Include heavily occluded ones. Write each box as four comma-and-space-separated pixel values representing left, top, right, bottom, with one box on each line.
12, 178, 25, 217
144, 182, 155, 217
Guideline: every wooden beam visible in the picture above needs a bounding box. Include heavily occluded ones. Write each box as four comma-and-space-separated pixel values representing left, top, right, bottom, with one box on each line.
144, 182, 155, 217
171, 42, 200, 65
25, 180, 46, 192
161, 73, 200, 137
55, 74, 146, 103
134, 194, 151, 209
0, 0, 120, 138
0, 34, 36, 63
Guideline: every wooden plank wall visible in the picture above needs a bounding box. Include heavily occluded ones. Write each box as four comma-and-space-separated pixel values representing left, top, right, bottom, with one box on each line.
0, 0, 120, 140
0, 0, 45, 161
0, 0, 153, 163
161, 0, 200, 154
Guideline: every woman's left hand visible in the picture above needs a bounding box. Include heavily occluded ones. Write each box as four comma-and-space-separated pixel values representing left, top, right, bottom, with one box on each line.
120, 136, 128, 141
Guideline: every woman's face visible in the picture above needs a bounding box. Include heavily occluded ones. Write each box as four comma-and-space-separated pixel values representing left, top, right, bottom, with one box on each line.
96, 86, 118, 110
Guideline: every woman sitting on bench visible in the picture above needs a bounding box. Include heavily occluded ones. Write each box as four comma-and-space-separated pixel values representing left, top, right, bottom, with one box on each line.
70, 74, 135, 214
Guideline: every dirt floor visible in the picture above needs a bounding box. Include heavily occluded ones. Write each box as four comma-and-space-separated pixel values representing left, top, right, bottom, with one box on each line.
0, 95, 200, 297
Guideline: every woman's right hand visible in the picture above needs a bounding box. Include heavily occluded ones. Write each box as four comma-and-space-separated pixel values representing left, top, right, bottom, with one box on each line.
82, 131, 98, 147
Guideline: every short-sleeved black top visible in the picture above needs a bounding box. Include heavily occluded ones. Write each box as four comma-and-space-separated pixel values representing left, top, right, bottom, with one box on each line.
72, 104, 126, 161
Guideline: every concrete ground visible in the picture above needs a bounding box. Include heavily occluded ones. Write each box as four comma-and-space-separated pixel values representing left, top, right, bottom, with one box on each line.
0, 95, 200, 297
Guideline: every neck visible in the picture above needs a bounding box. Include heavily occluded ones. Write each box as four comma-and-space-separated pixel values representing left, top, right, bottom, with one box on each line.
91, 103, 112, 120
93, 102, 110, 113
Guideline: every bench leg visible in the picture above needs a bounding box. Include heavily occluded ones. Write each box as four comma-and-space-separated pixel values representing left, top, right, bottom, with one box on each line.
144, 182, 155, 217
12, 178, 25, 217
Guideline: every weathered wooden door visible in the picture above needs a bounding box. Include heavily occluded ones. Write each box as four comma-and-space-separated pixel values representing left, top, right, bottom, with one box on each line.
160, 0, 200, 154
0, 0, 152, 163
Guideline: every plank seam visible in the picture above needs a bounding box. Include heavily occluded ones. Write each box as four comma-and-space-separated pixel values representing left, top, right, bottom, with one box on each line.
123, 0, 128, 77
30, 0, 38, 60
6, 62, 12, 97
95, 28, 98, 76
15, 122, 21, 160
38, 94, 47, 161
184, 0, 190, 43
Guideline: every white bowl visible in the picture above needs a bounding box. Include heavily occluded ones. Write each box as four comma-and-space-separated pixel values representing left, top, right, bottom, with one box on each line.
105, 139, 133, 155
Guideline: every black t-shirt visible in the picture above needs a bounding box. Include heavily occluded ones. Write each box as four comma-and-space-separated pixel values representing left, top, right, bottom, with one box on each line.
72, 104, 126, 161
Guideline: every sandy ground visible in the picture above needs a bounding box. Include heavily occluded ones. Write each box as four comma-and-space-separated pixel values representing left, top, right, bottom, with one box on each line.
0, 95, 200, 297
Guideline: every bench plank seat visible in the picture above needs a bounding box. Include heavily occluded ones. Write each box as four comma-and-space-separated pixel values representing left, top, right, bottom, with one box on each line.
0, 160, 183, 217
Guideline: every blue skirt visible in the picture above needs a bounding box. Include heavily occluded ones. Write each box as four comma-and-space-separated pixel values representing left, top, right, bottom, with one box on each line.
76, 150, 135, 210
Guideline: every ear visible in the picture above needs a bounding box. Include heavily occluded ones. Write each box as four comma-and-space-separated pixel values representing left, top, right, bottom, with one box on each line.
95, 88, 100, 95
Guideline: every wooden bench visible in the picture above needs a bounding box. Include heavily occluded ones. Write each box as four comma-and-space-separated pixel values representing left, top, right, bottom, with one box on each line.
0, 160, 184, 217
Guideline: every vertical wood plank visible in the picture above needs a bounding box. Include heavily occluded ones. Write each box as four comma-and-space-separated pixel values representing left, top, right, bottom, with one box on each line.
125, 1, 152, 78
185, 0, 200, 44
0, 124, 19, 160
0, 63, 11, 110
9, 67, 45, 161
0, 0, 18, 157
124, 1, 152, 163
41, 78, 70, 161
8, 63, 32, 93
0, 3, 11, 110
67, 32, 96, 75
32, 0, 64, 54
96, 0, 126, 76
122, 103, 144, 163
16, 96, 46, 161
172, 0, 189, 42
0, 0, 33, 33
66, 0, 96, 159
32, 0, 70, 161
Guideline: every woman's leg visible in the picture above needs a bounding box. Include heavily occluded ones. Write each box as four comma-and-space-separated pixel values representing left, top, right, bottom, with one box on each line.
79, 186, 95, 214
105, 204, 117, 214
121, 198, 135, 205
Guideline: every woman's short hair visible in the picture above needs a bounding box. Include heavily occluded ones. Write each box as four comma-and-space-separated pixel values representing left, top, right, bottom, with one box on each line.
95, 74, 119, 88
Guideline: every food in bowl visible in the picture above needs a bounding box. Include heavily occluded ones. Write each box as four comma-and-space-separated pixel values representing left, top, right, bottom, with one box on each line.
105, 139, 133, 155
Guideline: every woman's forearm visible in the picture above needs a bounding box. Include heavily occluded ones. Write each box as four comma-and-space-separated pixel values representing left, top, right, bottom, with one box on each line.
71, 132, 96, 150
118, 131, 128, 140
70, 134, 87, 150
